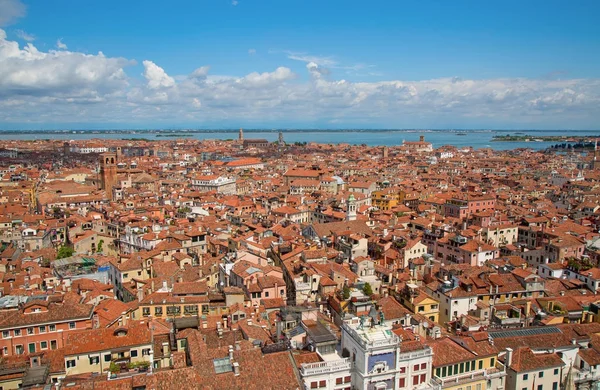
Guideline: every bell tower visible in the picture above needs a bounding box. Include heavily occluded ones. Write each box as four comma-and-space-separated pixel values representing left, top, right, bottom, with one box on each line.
346, 194, 357, 221
239, 128, 244, 142
100, 152, 117, 200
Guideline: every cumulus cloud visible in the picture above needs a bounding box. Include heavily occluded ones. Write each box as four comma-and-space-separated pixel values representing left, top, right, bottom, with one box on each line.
237, 67, 294, 88
142, 60, 175, 89
0, 0, 25, 26
0, 29, 132, 98
248, 48, 256, 55
0, 30, 599, 128
56, 38, 67, 50
14, 29, 34, 41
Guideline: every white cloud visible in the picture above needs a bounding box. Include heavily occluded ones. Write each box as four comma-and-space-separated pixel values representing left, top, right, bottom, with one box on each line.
0, 0, 25, 26
0, 29, 599, 129
0, 29, 132, 98
142, 60, 175, 89
56, 38, 67, 50
237, 66, 294, 88
248, 48, 256, 55
14, 29, 34, 41
232, 0, 238, 5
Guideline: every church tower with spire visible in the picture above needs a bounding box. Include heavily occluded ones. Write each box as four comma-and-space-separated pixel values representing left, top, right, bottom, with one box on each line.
593, 140, 600, 170
346, 194, 357, 221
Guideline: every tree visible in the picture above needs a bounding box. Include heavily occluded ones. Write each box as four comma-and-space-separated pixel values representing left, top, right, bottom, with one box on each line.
342, 285, 351, 300
97, 239, 104, 253
362, 282, 373, 296
57, 245, 74, 259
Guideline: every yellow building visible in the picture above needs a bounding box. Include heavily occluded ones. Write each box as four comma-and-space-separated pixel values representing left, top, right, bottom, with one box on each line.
428, 337, 505, 390
371, 189, 400, 211
397, 283, 440, 323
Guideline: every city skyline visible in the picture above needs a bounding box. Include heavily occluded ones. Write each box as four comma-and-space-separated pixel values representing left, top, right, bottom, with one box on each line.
0, 0, 599, 130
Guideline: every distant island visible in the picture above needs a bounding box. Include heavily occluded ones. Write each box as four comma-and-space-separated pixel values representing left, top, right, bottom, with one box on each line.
493, 134, 599, 142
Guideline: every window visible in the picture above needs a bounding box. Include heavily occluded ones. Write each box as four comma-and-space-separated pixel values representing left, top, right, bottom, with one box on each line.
131, 349, 138, 357
414, 364, 419, 371
491, 358, 495, 367
265, 291, 269, 298
167, 306, 181, 316
40, 341, 48, 350
310, 382, 318, 389
104, 354, 111, 362
69, 322, 76, 329
39, 326, 46, 333
413, 375, 419, 386
420, 374, 426, 383
421, 363, 427, 370
49, 325, 55, 332
1, 331, 8, 338
539, 371, 544, 378
66, 359, 76, 368
537, 385, 542, 390
399, 367, 406, 374
155, 307, 163, 316
28, 343, 35, 353
89, 356, 99, 365
50, 340, 57, 350
554, 368, 559, 375
14, 329, 20, 336
479, 360, 483, 369
344, 376, 350, 383
336, 378, 343, 385
552, 382, 558, 390
399, 377, 406, 388
418, 306, 425, 312
15, 345, 23, 355
523, 374, 528, 380
142, 307, 151, 316
476, 385, 482, 390
319, 380, 326, 388
27, 327, 34, 335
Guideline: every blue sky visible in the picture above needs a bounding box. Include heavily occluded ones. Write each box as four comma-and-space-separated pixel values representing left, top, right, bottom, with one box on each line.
0, 0, 599, 129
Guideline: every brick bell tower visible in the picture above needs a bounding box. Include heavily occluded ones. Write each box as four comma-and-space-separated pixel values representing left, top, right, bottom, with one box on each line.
100, 152, 117, 200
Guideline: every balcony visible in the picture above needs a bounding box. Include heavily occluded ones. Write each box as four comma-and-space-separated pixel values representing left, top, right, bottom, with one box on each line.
300, 359, 351, 376
398, 347, 433, 361
432, 369, 487, 388
574, 368, 600, 383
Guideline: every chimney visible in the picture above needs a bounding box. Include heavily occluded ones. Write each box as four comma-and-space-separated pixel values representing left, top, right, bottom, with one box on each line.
232, 361, 240, 376
505, 347, 513, 369
228, 345, 234, 360
419, 135, 425, 142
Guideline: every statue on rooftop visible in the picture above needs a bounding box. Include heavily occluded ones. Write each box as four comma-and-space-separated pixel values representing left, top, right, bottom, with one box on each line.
358, 315, 365, 330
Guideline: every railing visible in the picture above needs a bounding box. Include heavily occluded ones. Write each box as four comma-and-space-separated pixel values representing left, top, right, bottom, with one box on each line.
398, 347, 433, 361
342, 323, 400, 349
432, 369, 487, 387
573, 368, 600, 383
300, 359, 352, 376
